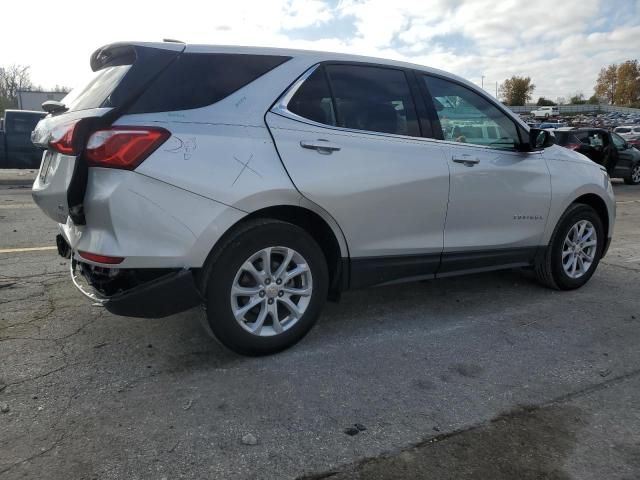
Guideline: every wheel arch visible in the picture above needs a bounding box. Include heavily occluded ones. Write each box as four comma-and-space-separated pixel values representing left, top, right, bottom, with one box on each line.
198, 204, 349, 300
571, 193, 610, 242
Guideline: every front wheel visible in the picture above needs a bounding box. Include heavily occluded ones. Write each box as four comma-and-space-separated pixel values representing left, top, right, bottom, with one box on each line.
202, 219, 328, 355
624, 163, 640, 185
535, 204, 604, 290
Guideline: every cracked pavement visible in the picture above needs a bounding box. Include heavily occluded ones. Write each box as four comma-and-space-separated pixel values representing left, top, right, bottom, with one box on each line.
1, 175, 639, 479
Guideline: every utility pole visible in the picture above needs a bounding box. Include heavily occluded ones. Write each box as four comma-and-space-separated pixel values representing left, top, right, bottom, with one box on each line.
481, 75, 485, 89
495, 81, 498, 99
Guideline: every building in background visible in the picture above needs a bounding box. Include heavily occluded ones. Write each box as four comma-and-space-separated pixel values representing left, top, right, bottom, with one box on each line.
16, 90, 66, 111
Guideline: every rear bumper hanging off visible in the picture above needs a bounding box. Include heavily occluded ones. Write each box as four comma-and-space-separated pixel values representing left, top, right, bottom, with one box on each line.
70, 260, 202, 318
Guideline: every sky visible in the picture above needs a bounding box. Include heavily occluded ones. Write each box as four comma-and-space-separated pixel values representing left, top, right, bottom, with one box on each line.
1, 0, 639, 101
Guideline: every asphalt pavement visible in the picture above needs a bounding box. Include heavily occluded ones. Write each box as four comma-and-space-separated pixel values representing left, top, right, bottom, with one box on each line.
1, 172, 639, 479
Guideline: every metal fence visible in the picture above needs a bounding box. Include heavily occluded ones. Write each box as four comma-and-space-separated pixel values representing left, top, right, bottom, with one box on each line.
507, 104, 640, 115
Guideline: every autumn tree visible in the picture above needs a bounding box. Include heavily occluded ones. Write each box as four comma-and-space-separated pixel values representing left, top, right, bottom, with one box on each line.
594, 64, 617, 104
499, 76, 535, 106
614, 60, 640, 106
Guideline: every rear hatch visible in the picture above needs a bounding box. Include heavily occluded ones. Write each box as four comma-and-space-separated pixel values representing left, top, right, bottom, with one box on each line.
32, 42, 184, 224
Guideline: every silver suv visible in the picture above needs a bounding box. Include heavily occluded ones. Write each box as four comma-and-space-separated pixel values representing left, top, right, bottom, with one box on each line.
32, 42, 615, 355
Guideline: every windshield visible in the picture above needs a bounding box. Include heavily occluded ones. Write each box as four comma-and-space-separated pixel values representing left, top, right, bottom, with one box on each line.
61, 65, 131, 112
615, 127, 631, 133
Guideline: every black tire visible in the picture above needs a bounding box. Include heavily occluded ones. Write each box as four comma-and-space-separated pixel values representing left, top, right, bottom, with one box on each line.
624, 163, 640, 185
201, 219, 328, 356
535, 204, 605, 290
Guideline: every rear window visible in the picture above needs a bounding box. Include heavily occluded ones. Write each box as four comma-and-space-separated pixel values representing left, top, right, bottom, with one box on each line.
7, 114, 44, 133
127, 53, 290, 113
61, 65, 131, 112
615, 127, 631, 133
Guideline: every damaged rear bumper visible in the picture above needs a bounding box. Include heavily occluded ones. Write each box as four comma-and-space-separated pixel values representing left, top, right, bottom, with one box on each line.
70, 259, 202, 318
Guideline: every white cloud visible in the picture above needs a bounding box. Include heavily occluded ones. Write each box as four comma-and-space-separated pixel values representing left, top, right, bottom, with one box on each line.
0, 0, 638, 100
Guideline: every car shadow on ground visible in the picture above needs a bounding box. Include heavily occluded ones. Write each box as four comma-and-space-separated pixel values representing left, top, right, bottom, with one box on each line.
132, 267, 550, 372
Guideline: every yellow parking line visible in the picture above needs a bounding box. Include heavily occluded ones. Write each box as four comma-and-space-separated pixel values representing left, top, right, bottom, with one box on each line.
0, 246, 57, 254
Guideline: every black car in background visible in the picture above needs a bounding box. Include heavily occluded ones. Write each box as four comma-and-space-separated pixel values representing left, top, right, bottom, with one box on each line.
553, 128, 640, 185
0, 110, 46, 168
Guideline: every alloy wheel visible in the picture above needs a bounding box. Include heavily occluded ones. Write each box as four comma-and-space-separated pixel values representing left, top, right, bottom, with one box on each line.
561, 220, 598, 279
230, 246, 313, 336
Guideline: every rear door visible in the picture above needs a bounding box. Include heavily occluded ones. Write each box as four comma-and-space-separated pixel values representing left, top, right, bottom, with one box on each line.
419, 74, 551, 273
31, 43, 184, 224
266, 63, 450, 287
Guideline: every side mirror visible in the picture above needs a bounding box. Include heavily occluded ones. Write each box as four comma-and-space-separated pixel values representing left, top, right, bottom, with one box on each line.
528, 128, 554, 151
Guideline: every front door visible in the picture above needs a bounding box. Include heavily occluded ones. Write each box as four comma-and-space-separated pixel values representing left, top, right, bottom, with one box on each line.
420, 74, 551, 274
266, 63, 450, 287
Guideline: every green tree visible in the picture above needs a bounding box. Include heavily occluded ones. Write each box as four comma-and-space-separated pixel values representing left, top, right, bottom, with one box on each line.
499, 76, 535, 106
569, 92, 586, 105
536, 97, 556, 106
587, 94, 599, 105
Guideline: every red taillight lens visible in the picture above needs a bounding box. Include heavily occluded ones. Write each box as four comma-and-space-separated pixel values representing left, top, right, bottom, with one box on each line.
85, 127, 170, 170
78, 251, 125, 264
49, 121, 80, 155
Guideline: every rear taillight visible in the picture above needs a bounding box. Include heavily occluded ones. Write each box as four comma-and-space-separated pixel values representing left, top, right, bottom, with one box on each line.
78, 251, 124, 264
49, 121, 80, 155
85, 126, 170, 170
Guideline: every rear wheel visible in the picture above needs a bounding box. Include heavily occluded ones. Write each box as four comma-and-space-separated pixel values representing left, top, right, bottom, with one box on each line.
535, 204, 604, 290
624, 163, 640, 185
202, 219, 328, 355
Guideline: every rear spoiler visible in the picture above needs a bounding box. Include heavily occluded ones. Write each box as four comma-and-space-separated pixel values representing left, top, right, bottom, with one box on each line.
90, 41, 186, 71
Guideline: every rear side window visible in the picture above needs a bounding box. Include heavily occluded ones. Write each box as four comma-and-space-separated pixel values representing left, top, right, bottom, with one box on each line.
325, 64, 420, 136
288, 68, 337, 126
128, 53, 290, 113
553, 131, 582, 146
62, 65, 131, 112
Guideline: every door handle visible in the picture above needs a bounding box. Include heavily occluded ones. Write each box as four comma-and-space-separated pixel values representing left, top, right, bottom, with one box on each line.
452, 155, 480, 166
300, 139, 341, 154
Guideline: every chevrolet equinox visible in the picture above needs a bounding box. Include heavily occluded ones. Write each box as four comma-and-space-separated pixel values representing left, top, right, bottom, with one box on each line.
31, 42, 615, 355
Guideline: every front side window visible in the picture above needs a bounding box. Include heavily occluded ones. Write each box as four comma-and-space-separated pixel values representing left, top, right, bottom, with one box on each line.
423, 75, 520, 150
611, 133, 626, 149
325, 64, 420, 136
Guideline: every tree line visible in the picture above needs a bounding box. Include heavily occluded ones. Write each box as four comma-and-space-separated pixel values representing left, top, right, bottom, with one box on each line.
499, 59, 640, 107
0, 65, 69, 115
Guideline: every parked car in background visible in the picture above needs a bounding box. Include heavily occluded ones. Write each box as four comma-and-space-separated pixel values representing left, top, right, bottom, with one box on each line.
531, 106, 559, 119
614, 125, 640, 146
0, 110, 46, 168
32, 41, 615, 355
554, 127, 640, 185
